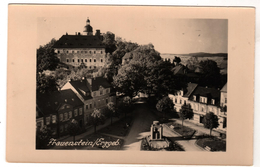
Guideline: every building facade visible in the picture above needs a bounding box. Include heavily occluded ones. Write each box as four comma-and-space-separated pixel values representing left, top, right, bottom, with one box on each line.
169, 83, 227, 131
61, 77, 117, 125
53, 18, 107, 68
36, 89, 85, 138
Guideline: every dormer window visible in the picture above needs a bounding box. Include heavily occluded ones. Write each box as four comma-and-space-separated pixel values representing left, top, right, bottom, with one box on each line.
211, 99, 215, 105
193, 95, 196, 101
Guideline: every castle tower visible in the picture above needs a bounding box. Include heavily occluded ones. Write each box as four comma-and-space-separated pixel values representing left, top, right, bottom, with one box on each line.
84, 17, 93, 36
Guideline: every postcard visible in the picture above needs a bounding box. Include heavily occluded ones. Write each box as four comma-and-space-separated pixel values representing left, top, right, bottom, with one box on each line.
6, 5, 254, 165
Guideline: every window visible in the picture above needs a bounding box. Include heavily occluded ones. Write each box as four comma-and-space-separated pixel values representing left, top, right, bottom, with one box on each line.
200, 97, 203, 103
100, 90, 103, 95
85, 59, 87, 62
101, 51, 103, 54
201, 108, 204, 112
59, 114, 63, 121
225, 98, 227, 103
66, 59, 69, 62
101, 59, 103, 62
211, 99, 215, 105
60, 125, 63, 133
46, 117, 50, 125
58, 50, 60, 53
106, 98, 108, 104
72, 59, 75, 62
78, 59, 80, 63
81, 59, 83, 62
72, 51, 74, 53
93, 92, 96, 97
79, 108, 83, 115
64, 112, 68, 120
180, 99, 182, 104
94, 59, 96, 62
74, 109, 78, 117
90, 104, 92, 109
90, 59, 92, 62
52, 115, 56, 124
94, 102, 96, 107
66, 51, 69, 53
69, 111, 72, 119
86, 104, 88, 110
64, 124, 68, 132
193, 95, 196, 101
89, 51, 91, 54
175, 98, 177, 103
94, 51, 96, 54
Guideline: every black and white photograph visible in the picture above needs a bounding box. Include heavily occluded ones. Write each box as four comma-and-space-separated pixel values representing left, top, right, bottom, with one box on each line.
36, 12, 228, 151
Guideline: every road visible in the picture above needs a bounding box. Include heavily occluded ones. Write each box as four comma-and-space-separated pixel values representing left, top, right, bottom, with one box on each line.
122, 103, 157, 150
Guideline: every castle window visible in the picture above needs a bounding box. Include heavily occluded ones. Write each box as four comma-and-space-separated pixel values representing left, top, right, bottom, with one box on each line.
89, 59, 92, 62
66, 59, 69, 62
74, 109, 78, 117
66, 51, 69, 53
81, 59, 83, 62
89, 51, 91, 54
101, 59, 103, 62
58, 50, 60, 53
52, 115, 56, 124
78, 59, 80, 63
72, 59, 75, 62
90, 104, 92, 109
94, 51, 96, 54
69, 111, 72, 118
85, 59, 87, 62
94, 59, 96, 62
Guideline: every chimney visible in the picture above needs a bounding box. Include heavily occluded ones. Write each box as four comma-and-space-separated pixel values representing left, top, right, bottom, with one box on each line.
95, 30, 100, 36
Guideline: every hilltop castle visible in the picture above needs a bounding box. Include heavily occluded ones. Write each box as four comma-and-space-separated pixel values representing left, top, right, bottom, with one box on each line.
53, 18, 107, 69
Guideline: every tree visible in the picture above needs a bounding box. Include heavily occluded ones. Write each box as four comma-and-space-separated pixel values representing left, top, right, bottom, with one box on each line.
156, 96, 174, 119
68, 119, 80, 143
37, 38, 60, 73
88, 109, 105, 133
36, 125, 52, 149
37, 73, 58, 94
186, 56, 199, 71
179, 103, 194, 129
173, 56, 181, 65
102, 31, 117, 54
199, 60, 221, 88
203, 112, 219, 136
107, 102, 116, 125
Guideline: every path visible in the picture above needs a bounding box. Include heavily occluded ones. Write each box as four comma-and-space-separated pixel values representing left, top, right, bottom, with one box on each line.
122, 103, 157, 150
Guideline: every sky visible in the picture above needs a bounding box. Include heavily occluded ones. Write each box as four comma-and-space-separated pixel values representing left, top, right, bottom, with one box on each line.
37, 7, 228, 54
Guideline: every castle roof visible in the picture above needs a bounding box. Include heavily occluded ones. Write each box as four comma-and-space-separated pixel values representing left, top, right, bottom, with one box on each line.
53, 34, 105, 49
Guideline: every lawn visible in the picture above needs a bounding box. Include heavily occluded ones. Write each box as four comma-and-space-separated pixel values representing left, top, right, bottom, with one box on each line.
50, 133, 124, 150
196, 137, 226, 151
166, 121, 196, 138
98, 116, 133, 137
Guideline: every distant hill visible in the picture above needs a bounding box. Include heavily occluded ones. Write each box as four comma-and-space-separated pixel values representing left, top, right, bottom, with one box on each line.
161, 52, 227, 58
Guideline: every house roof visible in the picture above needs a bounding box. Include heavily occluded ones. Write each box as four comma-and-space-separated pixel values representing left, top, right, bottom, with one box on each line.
221, 83, 227, 92
172, 65, 185, 75
37, 89, 84, 115
183, 83, 198, 97
69, 80, 92, 100
53, 34, 105, 49
91, 77, 111, 91
189, 86, 221, 106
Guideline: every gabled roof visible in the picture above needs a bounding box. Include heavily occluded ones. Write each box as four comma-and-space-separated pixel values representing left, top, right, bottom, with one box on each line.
91, 77, 112, 91
183, 83, 198, 97
189, 86, 221, 106
69, 80, 92, 100
37, 89, 84, 115
221, 83, 227, 92
172, 65, 185, 75
53, 34, 105, 49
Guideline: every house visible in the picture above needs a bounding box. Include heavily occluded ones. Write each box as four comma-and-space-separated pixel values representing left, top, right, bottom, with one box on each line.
53, 18, 107, 68
169, 82, 227, 131
61, 77, 117, 125
36, 89, 85, 138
